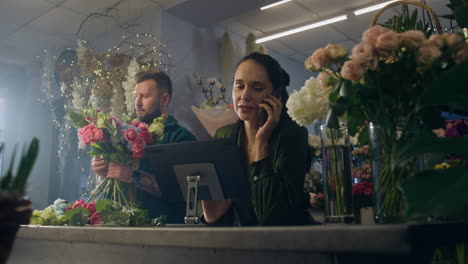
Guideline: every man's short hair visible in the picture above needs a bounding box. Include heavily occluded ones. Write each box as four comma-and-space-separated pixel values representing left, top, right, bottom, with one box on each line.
136, 70, 173, 101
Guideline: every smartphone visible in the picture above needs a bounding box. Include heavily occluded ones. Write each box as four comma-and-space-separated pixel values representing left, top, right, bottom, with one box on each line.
257, 89, 281, 123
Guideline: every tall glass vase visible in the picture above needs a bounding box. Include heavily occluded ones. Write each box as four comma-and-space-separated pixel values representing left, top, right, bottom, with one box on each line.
369, 123, 412, 223
320, 124, 354, 224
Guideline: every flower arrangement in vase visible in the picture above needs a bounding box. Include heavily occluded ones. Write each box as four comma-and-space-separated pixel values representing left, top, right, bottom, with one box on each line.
292, 1, 468, 222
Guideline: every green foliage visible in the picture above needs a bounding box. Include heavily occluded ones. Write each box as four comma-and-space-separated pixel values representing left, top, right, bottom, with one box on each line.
65, 207, 90, 226
30, 206, 68, 226
0, 138, 39, 198
401, 168, 468, 218
383, 8, 433, 36
442, 0, 468, 28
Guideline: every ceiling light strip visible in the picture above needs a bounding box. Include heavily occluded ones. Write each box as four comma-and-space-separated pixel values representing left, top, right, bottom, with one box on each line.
354, 0, 398, 16
256, 15, 348, 43
260, 0, 292, 10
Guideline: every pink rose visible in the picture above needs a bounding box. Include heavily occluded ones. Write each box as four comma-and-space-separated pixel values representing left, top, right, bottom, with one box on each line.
131, 137, 146, 159
138, 123, 148, 132
89, 212, 102, 225
429, 34, 444, 48
124, 128, 139, 142
362, 25, 391, 46
140, 131, 153, 145
92, 127, 105, 143
400, 30, 426, 49
454, 43, 468, 64
79, 130, 95, 145
417, 44, 442, 65
340, 60, 366, 81
131, 120, 140, 127
78, 123, 95, 136
305, 48, 330, 71
351, 43, 376, 66
84, 201, 97, 216
324, 44, 347, 60
443, 32, 464, 48
133, 150, 145, 159
86, 116, 95, 122
317, 70, 334, 93
375, 31, 400, 56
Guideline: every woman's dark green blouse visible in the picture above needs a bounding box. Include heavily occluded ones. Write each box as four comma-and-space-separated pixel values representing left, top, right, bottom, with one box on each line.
214, 113, 310, 226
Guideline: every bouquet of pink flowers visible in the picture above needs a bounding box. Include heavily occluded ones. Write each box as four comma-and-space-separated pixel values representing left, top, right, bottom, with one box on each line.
68, 106, 165, 206
353, 182, 373, 208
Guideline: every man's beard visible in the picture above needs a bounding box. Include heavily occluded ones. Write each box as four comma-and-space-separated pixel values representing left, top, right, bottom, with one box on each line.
138, 108, 162, 124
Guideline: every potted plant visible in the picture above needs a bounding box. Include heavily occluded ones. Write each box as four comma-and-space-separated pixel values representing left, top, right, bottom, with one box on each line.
0, 138, 39, 264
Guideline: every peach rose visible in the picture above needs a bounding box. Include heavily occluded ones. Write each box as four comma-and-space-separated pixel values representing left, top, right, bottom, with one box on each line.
317, 71, 334, 93
375, 31, 400, 56
340, 60, 366, 81
443, 32, 464, 49
454, 43, 468, 64
352, 43, 376, 65
362, 25, 391, 46
429, 34, 445, 48
400, 30, 426, 49
417, 44, 442, 66
325, 44, 348, 60
304, 48, 330, 71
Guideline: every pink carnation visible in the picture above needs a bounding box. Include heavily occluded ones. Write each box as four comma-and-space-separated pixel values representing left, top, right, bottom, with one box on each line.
92, 127, 105, 143
400, 30, 426, 49
78, 123, 105, 145
362, 25, 391, 46
340, 60, 366, 81
71, 199, 86, 209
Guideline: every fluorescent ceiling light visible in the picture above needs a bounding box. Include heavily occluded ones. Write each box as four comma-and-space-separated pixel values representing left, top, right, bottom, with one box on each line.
354, 0, 398, 16
256, 15, 348, 43
260, 0, 292, 10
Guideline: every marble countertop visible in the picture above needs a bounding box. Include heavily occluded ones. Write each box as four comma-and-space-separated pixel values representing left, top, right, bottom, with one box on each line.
17, 224, 411, 253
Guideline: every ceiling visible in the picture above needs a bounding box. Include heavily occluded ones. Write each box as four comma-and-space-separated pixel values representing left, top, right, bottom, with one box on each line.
0, 0, 455, 80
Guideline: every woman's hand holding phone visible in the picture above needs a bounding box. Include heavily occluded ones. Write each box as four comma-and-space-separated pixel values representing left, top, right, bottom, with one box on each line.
256, 94, 282, 144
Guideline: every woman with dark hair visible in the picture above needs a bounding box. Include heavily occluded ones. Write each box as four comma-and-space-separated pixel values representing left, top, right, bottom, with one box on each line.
202, 52, 311, 226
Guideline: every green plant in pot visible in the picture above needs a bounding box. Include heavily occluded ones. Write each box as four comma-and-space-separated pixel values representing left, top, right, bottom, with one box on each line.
0, 138, 39, 264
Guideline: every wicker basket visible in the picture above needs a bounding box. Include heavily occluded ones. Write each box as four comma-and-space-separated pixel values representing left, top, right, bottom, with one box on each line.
370, 0, 442, 34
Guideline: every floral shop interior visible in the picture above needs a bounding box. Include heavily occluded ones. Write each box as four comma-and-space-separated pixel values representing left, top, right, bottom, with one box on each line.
1, 0, 467, 263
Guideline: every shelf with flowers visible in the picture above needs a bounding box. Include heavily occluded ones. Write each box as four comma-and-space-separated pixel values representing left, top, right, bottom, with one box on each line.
290, 1, 468, 223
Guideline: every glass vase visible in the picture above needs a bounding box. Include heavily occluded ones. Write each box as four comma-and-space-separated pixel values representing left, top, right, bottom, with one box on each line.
320, 124, 354, 224
369, 123, 412, 223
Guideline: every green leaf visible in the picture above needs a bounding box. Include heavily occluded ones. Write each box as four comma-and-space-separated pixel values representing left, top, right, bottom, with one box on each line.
96, 199, 114, 213
12, 138, 39, 192
422, 61, 468, 109
393, 136, 468, 169
65, 207, 90, 226
325, 109, 339, 129
67, 109, 88, 128
455, 6, 468, 27
357, 126, 370, 146
401, 168, 468, 218
329, 91, 338, 103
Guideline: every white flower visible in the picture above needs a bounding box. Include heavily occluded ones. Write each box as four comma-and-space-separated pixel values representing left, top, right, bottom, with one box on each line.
308, 134, 321, 148
286, 77, 330, 126
122, 59, 140, 115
